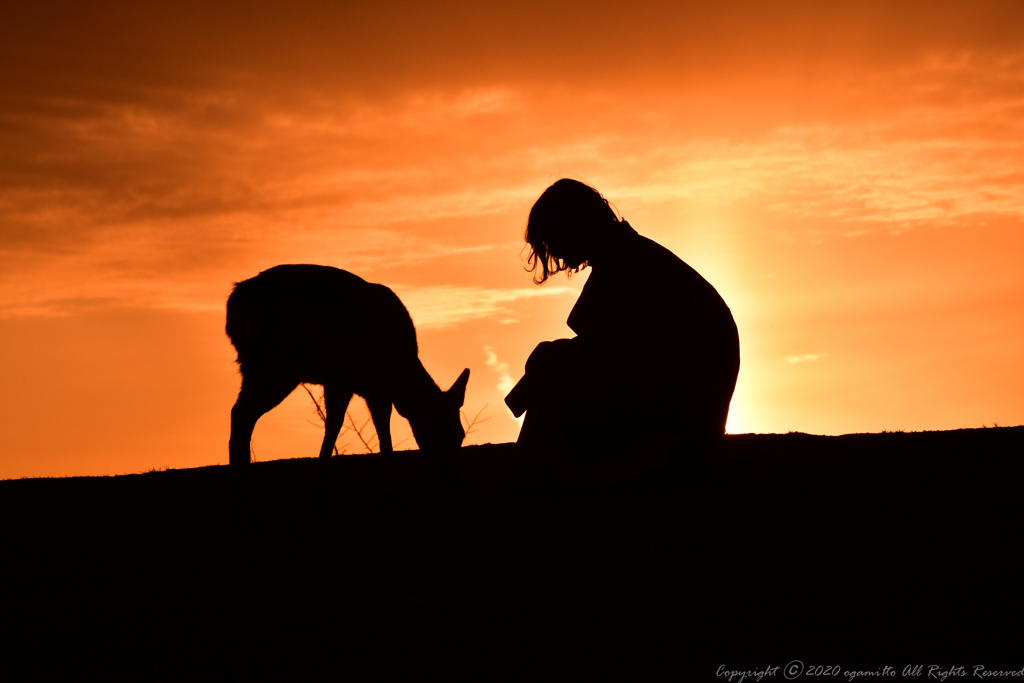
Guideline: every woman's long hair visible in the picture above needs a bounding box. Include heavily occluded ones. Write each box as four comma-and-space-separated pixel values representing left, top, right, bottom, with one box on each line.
524, 179, 620, 284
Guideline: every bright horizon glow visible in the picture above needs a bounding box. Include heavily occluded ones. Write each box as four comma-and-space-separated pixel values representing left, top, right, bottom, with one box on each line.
1, 1, 1022, 478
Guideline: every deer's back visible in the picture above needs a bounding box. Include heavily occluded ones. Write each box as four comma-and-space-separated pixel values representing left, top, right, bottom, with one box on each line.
226, 265, 418, 384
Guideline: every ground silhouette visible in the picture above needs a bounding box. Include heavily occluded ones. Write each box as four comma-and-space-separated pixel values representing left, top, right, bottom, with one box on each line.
507, 179, 740, 479
2, 427, 1023, 678
226, 264, 469, 488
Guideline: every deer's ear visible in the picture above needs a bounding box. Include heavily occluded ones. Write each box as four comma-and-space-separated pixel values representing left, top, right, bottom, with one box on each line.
447, 368, 470, 408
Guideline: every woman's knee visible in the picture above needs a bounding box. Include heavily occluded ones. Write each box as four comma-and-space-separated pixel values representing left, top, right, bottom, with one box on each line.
525, 338, 576, 374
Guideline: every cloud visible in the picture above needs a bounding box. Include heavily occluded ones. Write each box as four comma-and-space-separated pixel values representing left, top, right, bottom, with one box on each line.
483, 346, 517, 395
786, 354, 825, 364
393, 285, 574, 329
0, 225, 526, 318
483, 345, 523, 423
4, 58, 1021, 320
3, 12, 1022, 251
1, 4, 1021, 322
8, 65, 1021, 255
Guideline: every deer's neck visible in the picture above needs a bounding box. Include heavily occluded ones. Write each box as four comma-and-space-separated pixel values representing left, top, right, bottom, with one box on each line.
391, 359, 441, 419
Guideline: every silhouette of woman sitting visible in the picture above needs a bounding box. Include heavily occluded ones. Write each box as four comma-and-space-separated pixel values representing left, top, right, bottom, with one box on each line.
505, 179, 740, 482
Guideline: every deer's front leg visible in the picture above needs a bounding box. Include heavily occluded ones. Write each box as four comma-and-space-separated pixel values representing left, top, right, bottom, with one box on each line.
321, 385, 353, 460
230, 374, 298, 489
365, 395, 394, 454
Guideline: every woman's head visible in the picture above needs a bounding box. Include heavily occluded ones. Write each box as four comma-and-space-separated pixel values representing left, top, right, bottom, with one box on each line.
525, 179, 620, 284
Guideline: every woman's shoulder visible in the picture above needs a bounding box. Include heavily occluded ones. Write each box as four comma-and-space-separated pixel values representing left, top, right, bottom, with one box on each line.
620, 229, 704, 283
585, 221, 732, 305
623, 228, 734, 312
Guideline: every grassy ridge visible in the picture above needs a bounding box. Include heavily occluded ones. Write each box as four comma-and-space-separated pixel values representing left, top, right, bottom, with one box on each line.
2, 428, 1022, 679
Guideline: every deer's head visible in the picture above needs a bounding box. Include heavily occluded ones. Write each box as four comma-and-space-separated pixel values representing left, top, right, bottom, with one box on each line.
410, 368, 470, 452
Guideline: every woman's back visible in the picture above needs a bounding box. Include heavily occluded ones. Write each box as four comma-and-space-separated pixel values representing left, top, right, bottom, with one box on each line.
567, 224, 739, 397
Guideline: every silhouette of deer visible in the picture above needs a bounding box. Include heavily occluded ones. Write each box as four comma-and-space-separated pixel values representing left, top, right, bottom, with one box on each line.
226, 265, 470, 485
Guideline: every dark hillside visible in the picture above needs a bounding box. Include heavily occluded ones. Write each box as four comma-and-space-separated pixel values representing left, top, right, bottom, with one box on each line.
2, 427, 1023, 679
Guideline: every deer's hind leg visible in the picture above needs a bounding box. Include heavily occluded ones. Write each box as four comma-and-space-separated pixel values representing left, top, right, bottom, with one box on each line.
321, 384, 353, 460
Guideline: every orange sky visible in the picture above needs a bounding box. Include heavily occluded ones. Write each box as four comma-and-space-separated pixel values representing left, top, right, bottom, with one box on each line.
1, 1, 1022, 478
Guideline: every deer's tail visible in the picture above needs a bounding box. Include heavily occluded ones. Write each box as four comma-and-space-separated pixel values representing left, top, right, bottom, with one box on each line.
225, 281, 257, 358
